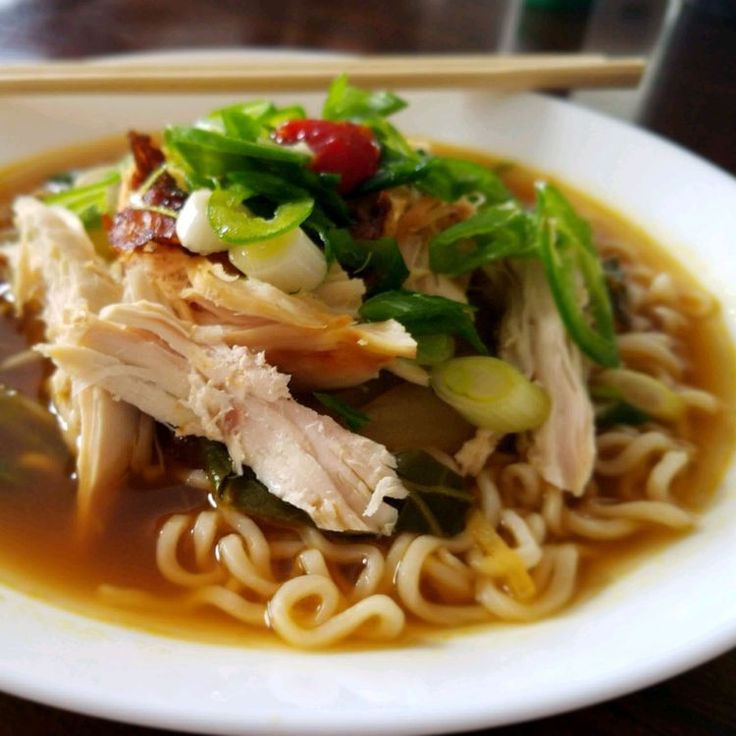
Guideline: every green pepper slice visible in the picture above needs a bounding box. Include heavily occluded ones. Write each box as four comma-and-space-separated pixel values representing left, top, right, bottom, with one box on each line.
536, 182, 620, 368
208, 187, 314, 245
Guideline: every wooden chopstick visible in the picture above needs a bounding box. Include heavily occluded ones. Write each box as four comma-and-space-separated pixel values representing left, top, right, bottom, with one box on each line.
0, 54, 645, 94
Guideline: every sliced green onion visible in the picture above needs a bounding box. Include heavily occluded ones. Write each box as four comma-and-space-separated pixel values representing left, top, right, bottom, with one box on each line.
44, 168, 120, 226
176, 189, 227, 255
228, 227, 327, 292
414, 334, 455, 366
592, 368, 685, 422
208, 187, 314, 244
431, 357, 550, 433
359, 290, 487, 355
536, 183, 620, 368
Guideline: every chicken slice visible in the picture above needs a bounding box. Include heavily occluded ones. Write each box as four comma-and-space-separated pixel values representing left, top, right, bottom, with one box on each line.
76, 387, 155, 531
455, 429, 500, 477
313, 261, 366, 315
121, 248, 416, 390
499, 260, 595, 496
8, 197, 153, 530
44, 300, 408, 535
384, 188, 474, 303
9, 197, 122, 335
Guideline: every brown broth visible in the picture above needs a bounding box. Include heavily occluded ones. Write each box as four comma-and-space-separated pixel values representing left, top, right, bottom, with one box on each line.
0, 136, 734, 649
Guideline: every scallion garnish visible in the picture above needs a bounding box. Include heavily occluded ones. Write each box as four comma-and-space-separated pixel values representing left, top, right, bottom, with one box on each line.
431, 356, 550, 433
359, 290, 487, 355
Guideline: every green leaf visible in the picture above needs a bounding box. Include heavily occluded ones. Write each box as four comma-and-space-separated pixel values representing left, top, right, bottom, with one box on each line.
226, 170, 312, 202
359, 289, 488, 354
354, 153, 432, 195
208, 101, 307, 141
392, 450, 473, 537
0, 386, 71, 490
322, 74, 407, 121
227, 165, 348, 227
208, 100, 273, 127
595, 401, 650, 429
200, 439, 233, 491
164, 126, 309, 181
321, 228, 409, 296
219, 107, 265, 141
264, 104, 307, 128
429, 203, 535, 277
200, 439, 313, 527
363, 115, 416, 158
536, 183, 620, 367
281, 167, 349, 225
219, 471, 314, 527
419, 157, 512, 206
353, 118, 430, 197
313, 392, 370, 431
169, 126, 309, 163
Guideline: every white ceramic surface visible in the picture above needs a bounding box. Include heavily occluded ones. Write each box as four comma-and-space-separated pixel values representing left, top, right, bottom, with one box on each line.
1, 54, 736, 736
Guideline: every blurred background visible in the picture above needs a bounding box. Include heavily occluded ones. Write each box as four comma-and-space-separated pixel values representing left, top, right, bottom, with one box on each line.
0, 0, 734, 172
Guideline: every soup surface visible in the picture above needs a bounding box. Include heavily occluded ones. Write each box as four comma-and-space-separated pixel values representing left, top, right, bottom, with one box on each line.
0, 136, 734, 649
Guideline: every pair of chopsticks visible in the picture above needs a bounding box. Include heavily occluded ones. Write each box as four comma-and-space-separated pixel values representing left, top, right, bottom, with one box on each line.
0, 54, 645, 94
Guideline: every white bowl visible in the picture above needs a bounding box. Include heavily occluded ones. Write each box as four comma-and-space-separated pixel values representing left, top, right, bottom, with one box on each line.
1, 54, 736, 735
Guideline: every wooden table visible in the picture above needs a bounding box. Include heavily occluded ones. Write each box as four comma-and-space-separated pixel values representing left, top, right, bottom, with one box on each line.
0, 1, 734, 734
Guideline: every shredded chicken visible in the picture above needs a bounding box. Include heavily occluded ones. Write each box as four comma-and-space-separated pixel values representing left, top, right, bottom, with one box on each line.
9, 197, 153, 529
121, 248, 416, 390
44, 300, 408, 534
313, 261, 366, 315
384, 188, 474, 302
455, 429, 499, 477
9, 198, 122, 331
5, 198, 417, 535
499, 260, 596, 496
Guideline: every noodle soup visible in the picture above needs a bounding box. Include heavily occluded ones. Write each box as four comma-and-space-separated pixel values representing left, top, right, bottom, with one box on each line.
0, 83, 734, 649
